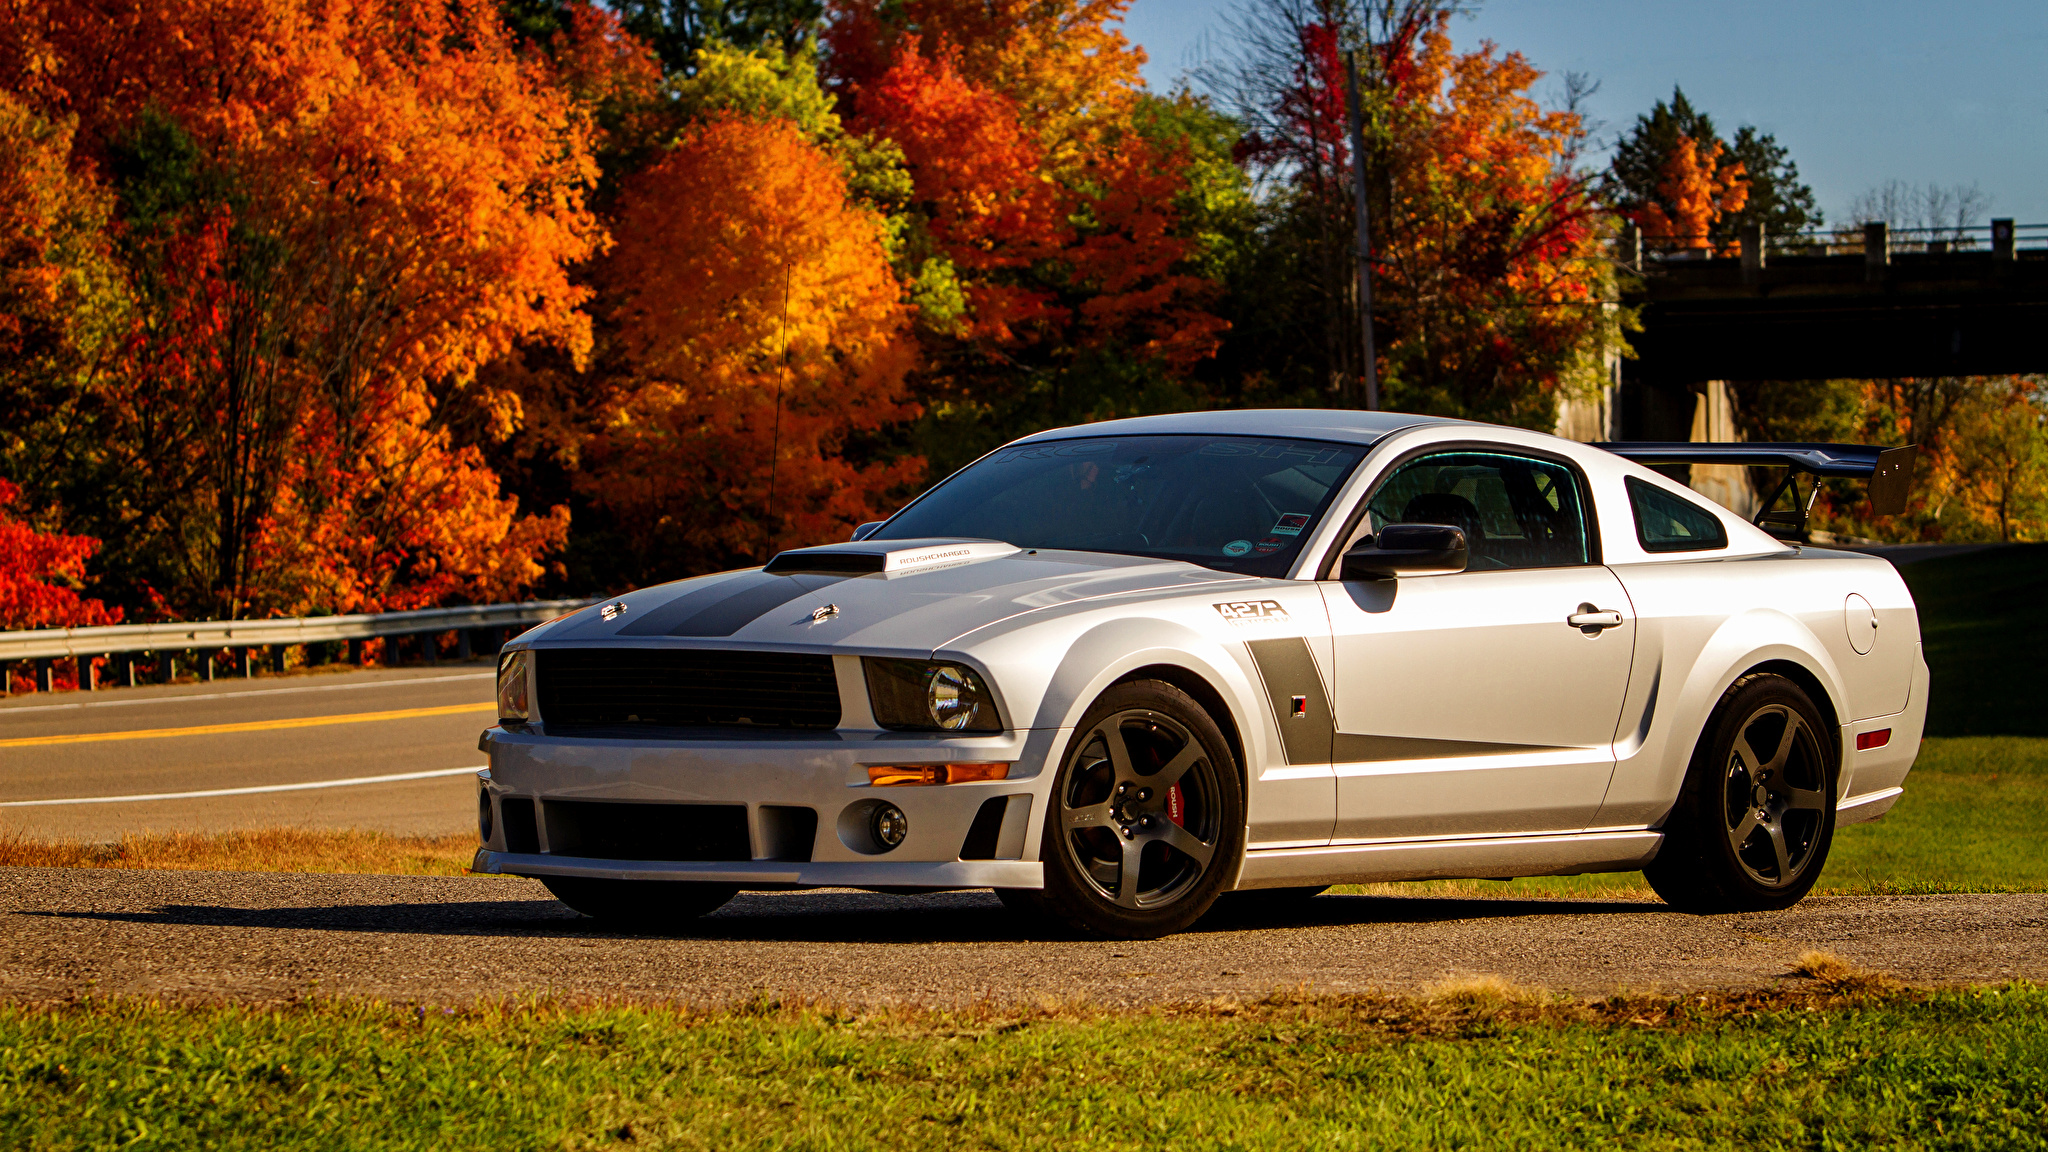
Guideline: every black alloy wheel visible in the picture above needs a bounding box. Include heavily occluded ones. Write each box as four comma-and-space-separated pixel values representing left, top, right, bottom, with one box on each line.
1005, 680, 1244, 938
541, 876, 738, 929
1720, 703, 1829, 887
1646, 673, 1838, 913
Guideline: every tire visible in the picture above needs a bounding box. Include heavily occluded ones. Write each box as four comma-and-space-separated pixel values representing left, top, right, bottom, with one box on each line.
541, 876, 738, 927
1645, 673, 1838, 913
1012, 679, 1245, 939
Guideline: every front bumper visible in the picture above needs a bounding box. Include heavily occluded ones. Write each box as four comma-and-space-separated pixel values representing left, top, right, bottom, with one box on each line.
470, 849, 1041, 888
476, 723, 1066, 889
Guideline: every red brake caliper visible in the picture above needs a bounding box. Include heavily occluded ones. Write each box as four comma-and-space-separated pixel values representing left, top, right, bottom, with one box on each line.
1166, 782, 1185, 827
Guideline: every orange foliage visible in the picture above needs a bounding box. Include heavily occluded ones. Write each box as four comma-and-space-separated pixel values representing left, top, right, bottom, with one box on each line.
0, 0, 598, 617
831, 0, 1223, 374
1634, 136, 1749, 249
256, 412, 572, 612
829, 0, 1147, 160
542, 1, 668, 160
1370, 17, 1615, 423
593, 115, 922, 564
0, 91, 110, 365
0, 479, 120, 629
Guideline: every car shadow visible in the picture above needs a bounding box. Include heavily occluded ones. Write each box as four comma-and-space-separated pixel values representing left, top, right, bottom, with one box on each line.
17, 887, 1663, 945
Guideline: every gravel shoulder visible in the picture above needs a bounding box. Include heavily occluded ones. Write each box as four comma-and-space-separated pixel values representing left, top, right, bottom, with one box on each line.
3, 867, 2042, 1008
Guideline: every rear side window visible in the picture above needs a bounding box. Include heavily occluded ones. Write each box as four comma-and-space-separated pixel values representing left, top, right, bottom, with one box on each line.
1627, 477, 1728, 553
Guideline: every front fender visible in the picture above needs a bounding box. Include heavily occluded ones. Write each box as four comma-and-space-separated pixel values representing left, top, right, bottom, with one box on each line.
944, 615, 1268, 759
937, 614, 1273, 879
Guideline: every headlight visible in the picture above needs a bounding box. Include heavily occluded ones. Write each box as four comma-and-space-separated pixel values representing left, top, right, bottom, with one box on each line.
862, 658, 1002, 732
496, 649, 530, 723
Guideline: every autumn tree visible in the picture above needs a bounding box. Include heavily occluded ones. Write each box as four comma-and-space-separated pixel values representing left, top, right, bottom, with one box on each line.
589, 114, 920, 571
1631, 135, 1747, 249
1609, 87, 1816, 244
0, 479, 120, 630
0, 89, 129, 591
1204, 0, 1618, 428
475, 35, 923, 588
826, 0, 1229, 474
0, 0, 597, 617
1950, 380, 2048, 542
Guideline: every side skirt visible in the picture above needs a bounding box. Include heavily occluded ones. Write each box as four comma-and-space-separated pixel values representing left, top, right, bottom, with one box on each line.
1233, 830, 1663, 890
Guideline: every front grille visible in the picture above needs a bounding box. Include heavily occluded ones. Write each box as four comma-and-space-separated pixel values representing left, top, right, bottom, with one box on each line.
543, 801, 751, 861
535, 648, 841, 731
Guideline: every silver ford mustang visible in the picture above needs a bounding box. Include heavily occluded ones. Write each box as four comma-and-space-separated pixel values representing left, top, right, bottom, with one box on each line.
473, 410, 1926, 939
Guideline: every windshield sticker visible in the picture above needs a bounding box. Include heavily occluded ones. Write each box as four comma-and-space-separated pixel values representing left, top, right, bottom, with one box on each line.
1253, 536, 1285, 554
1198, 441, 1348, 464
1270, 513, 1311, 536
989, 440, 1118, 463
1215, 600, 1290, 624
1221, 539, 1253, 557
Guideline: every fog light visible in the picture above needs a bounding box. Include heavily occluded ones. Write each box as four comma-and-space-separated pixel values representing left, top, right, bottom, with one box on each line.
871, 803, 908, 849
478, 792, 494, 844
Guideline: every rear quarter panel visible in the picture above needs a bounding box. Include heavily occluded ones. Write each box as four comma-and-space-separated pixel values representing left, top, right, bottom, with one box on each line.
1597, 549, 1922, 828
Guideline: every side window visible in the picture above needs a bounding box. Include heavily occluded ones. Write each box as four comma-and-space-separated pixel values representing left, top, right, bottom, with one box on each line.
1627, 477, 1728, 553
1359, 450, 1592, 570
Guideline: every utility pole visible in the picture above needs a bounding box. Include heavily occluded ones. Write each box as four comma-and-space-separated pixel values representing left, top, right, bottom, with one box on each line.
1344, 49, 1380, 411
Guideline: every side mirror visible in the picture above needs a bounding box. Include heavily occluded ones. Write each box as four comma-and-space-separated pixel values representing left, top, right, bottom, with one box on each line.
1340, 523, 1469, 580
850, 521, 885, 542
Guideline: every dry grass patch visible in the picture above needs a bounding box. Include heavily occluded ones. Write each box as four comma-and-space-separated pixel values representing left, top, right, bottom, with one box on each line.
0, 828, 489, 877
1791, 947, 1903, 995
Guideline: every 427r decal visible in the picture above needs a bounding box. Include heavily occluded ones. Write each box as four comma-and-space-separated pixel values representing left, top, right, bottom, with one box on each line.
1213, 600, 1290, 624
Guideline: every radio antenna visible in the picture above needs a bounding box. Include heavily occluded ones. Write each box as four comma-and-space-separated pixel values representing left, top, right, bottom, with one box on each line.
765, 261, 790, 561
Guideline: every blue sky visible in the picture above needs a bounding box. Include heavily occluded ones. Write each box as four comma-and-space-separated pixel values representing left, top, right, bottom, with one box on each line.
1122, 0, 2048, 224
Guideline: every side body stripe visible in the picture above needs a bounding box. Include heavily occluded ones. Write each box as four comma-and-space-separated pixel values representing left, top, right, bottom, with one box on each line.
1244, 636, 1566, 764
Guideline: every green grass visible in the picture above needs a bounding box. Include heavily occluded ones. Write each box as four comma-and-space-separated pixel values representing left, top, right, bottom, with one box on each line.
2, 985, 2042, 1150
1337, 735, 2048, 901
1899, 544, 2048, 736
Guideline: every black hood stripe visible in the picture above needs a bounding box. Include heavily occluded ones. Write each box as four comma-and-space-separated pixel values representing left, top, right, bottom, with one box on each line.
617, 570, 852, 638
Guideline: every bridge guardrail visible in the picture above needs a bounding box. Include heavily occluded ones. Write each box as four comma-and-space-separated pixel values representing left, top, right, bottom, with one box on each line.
0, 598, 600, 694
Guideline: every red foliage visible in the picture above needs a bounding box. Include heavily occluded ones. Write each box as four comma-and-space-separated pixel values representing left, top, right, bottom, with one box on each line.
830, 0, 1224, 374
0, 479, 120, 630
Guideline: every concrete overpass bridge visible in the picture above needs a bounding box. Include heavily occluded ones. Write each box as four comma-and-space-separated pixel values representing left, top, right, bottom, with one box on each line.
1616, 219, 2048, 441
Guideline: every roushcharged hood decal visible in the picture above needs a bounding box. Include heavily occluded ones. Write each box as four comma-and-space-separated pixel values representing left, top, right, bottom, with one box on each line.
531, 550, 1253, 653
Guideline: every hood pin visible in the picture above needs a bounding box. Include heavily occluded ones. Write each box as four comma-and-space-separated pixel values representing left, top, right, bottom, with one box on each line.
599, 601, 629, 621
810, 603, 840, 623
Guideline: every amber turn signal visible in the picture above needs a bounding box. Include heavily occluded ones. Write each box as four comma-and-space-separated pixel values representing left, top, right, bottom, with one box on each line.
866, 762, 1011, 787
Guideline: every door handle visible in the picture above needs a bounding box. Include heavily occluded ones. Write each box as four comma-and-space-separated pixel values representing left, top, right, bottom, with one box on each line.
1567, 604, 1624, 634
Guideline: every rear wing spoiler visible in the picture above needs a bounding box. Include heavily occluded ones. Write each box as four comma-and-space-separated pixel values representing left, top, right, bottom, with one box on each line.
1593, 442, 1916, 539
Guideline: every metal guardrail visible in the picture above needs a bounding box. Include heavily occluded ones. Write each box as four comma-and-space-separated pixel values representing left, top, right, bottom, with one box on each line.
0, 598, 598, 694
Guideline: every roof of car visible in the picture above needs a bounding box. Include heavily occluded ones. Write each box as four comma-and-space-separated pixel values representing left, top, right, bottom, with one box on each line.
1012, 408, 1459, 447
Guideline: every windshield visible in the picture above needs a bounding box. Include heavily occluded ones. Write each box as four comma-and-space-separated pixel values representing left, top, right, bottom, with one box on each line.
874, 435, 1368, 576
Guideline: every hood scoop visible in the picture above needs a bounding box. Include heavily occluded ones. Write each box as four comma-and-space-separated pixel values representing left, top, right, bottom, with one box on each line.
763, 538, 1021, 577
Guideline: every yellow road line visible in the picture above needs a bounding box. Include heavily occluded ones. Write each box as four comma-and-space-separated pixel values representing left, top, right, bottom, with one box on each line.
0, 702, 495, 748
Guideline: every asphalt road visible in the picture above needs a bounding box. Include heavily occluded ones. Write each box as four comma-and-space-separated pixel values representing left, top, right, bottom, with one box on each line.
0, 667, 494, 840
3, 868, 2041, 1006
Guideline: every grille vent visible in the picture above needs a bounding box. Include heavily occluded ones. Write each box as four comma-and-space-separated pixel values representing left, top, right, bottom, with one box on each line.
535, 648, 841, 732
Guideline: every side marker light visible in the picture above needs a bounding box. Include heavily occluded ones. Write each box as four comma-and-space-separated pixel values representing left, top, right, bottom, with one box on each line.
866, 762, 1011, 787
1856, 729, 1892, 751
